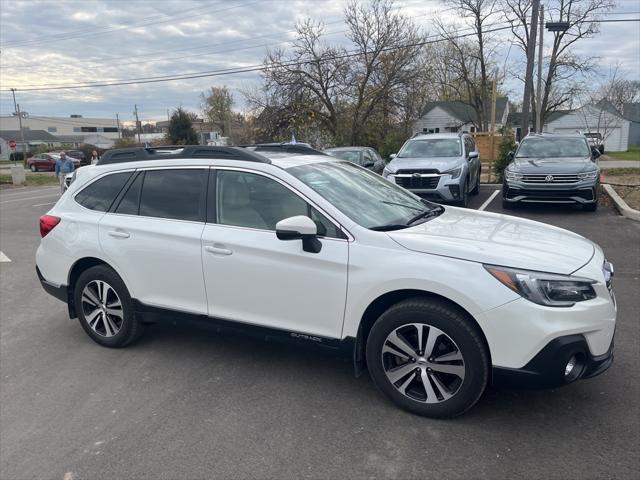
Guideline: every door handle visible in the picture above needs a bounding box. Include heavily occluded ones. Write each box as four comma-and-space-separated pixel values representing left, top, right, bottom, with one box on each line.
204, 245, 232, 256
108, 230, 130, 239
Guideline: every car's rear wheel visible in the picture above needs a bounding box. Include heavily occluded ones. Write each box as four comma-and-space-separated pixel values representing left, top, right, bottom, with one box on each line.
470, 168, 480, 195
30, 164, 37, 172
74, 265, 142, 348
457, 178, 470, 207
366, 298, 489, 418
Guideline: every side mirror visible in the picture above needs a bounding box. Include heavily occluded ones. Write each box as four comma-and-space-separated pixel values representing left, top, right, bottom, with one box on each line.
275, 215, 321, 253
507, 151, 515, 161
591, 148, 601, 160
389, 153, 397, 160
468, 151, 479, 160
363, 161, 375, 168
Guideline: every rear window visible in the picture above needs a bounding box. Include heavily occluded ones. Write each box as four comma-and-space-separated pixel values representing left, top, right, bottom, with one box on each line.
75, 172, 132, 212
138, 169, 206, 221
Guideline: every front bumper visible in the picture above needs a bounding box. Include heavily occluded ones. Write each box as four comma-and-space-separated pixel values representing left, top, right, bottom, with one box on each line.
503, 178, 599, 204
493, 334, 614, 388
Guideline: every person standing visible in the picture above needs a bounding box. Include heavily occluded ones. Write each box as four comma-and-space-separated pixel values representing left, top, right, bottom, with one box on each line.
55, 151, 75, 193
90, 150, 100, 165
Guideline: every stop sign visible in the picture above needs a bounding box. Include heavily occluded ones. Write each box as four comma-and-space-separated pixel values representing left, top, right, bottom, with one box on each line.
8, 139, 17, 150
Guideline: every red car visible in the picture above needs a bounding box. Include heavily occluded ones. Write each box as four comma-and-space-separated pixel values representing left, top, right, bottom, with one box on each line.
27, 153, 81, 172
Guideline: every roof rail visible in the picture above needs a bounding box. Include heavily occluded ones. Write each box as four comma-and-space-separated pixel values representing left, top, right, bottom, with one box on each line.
97, 145, 271, 165
236, 143, 325, 155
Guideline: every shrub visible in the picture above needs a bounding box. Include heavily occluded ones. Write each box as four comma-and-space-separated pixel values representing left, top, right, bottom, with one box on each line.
493, 128, 518, 182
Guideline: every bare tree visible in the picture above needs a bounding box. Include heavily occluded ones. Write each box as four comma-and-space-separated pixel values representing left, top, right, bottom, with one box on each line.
200, 86, 233, 136
436, 0, 501, 131
504, 0, 615, 129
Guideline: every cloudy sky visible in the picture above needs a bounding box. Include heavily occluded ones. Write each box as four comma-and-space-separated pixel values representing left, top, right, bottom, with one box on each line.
0, 0, 638, 124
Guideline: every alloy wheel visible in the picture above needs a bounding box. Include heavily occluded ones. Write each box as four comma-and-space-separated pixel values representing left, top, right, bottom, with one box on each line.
81, 280, 124, 337
381, 323, 465, 403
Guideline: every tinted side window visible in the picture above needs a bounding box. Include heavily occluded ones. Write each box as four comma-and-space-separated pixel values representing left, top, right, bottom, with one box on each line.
139, 169, 206, 221
115, 171, 143, 215
216, 170, 342, 238
75, 172, 132, 212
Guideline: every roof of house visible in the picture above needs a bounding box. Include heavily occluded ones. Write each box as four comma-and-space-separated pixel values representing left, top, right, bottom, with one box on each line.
623, 103, 640, 123
506, 110, 571, 127
0, 129, 58, 142
421, 98, 508, 124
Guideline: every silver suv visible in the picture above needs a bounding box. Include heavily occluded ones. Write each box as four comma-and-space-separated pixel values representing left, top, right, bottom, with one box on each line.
383, 133, 481, 207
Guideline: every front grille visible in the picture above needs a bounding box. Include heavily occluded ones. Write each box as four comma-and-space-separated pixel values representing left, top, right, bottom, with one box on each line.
394, 176, 440, 189
522, 174, 579, 184
505, 188, 594, 201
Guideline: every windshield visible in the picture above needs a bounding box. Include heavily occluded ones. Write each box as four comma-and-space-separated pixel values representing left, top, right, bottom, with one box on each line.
287, 161, 441, 230
516, 137, 591, 158
398, 138, 461, 158
326, 150, 362, 163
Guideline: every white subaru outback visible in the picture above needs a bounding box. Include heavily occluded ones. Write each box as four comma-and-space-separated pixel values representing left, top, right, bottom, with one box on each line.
36, 146, 616, 418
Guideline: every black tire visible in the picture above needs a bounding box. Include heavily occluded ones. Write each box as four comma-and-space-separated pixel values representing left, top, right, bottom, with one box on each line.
456, 178, 470, 207
470, 168, 480, 195
366, 297, 489, 418
73, 265, 143, 348
583, 200, 598, 212
30, 164, 37, 172
502, 197, 515, 210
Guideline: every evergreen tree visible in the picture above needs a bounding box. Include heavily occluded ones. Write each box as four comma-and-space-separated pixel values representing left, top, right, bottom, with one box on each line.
168, 107, 199, 145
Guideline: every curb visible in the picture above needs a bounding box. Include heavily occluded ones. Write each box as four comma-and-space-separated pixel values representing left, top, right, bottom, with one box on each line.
602, 184, 640, 222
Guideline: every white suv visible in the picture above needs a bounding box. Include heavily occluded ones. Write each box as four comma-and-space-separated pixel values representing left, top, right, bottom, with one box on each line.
36, 146, 616, 418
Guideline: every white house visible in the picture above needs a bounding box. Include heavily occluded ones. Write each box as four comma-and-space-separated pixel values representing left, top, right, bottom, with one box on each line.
0, 129, 60, 160
55, 134, 115, 149
544, 104, 630, 152
0, 115, 120, 140
413, 98, 509, 134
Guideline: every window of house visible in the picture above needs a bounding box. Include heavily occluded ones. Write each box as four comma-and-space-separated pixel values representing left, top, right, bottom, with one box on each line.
73, 127, 81, 132
103, 127, 119, 133
423, 128, 440, 134
47, 127, 57, 133
81, 127, 98, 133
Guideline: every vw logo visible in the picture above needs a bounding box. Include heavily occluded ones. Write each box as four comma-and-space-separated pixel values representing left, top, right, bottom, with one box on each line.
545, 175, 554, 182
412, 173, 421, 178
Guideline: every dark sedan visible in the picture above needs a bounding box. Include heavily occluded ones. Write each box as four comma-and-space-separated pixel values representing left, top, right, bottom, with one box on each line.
502, 134, 601, 211
323, 146, 386, 174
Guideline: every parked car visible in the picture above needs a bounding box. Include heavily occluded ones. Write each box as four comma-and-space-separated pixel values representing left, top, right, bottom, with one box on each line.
64, 149, 89, 166
27, 153, 81, 172
502, 133, 601, 211
37, 145, 615, 418
584, 132, 605, 154
382, 133, 481, 207
323, 146, 386, 174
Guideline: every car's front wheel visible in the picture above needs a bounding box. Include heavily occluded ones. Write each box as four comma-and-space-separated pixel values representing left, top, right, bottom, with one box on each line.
74, 265, 143, 348
457, 178, 470, 207
366, 298, 489, 418
470, 168, 481, 195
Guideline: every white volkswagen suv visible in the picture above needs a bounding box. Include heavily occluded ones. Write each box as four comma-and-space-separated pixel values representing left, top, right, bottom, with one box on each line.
36, 146, 616, 418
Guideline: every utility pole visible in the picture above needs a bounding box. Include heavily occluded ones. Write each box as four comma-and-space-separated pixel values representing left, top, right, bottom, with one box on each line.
116, 114, 121, 139
133, 104, 141, 144
489, 74, 498, 183
10, 89, 27, 164
520, 0, 540, 141
536, 4, 544, 133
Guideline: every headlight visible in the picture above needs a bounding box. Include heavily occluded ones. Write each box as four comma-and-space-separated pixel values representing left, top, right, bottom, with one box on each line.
577, 170, 598, 180
382, 167, 393, 178
444, 167, 462, 179
484, 265, 597, 307
505, 170, 523, 181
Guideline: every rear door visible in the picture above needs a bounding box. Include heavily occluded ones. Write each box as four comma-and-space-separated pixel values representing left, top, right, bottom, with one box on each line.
99, 167, 209, 314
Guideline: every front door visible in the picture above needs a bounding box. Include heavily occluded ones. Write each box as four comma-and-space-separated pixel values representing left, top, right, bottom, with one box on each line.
201, 168, 349, 339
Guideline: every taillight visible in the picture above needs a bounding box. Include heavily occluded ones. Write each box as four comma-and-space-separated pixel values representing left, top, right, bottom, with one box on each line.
40, 215, 61, 237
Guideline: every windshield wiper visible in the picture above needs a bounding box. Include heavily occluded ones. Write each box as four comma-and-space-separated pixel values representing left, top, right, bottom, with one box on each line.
369, 224, 410, 231
406, 205, 445, 225
380, 200, 424, 211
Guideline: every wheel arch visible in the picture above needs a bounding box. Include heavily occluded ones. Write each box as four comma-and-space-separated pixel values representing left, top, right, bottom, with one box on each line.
67, 257, 126, 318
353, 289, 491, 376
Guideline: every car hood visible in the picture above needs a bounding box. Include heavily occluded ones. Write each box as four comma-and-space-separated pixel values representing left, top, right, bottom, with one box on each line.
386, 208, 594, 274
387, 156, 461, 173
511, 156, 596, 174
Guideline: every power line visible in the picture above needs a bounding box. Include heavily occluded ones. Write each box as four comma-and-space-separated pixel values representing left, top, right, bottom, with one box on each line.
1, 23, 518, 93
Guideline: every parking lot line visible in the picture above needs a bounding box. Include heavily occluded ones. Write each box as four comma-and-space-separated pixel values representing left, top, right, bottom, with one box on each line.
0, 251, 11, 263
32, 202, 57, 207
478, 189, 500, 211
0, 193, 60, 206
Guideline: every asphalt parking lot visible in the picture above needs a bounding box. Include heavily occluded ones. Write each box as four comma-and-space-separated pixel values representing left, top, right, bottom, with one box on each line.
1, 185, 639, 480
